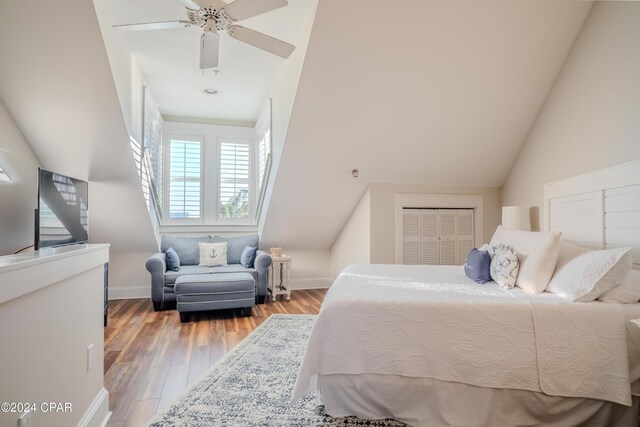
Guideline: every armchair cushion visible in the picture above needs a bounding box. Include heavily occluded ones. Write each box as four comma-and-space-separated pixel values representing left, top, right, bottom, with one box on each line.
161, 235, 211, 266
212, 234, 259, 265
165, 247, 180, 271
240, 246, 257, 268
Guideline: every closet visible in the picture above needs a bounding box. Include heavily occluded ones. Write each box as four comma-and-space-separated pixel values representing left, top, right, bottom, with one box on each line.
402, 208, 474, 265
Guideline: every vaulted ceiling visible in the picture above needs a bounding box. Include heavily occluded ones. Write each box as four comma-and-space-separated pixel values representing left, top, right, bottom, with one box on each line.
0, 0, 595, 256
261, 0, 593, 249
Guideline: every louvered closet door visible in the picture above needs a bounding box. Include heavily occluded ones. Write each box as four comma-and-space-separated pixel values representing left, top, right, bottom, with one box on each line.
421, 209, 439, 264
402, 209, 421, 264
438, 209, 458, 265
456, 209, 475, 265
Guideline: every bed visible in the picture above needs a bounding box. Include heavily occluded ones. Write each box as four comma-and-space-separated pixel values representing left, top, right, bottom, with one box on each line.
292, 160, 640, 426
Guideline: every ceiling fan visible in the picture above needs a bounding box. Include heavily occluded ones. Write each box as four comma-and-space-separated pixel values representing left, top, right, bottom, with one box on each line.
114, 0, 295, 69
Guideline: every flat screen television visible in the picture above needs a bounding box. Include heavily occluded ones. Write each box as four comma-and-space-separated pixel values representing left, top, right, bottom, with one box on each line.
36, 168, 88, 250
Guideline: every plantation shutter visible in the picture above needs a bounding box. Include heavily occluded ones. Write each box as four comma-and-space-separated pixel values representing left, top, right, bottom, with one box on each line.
143, 87, 163, 210
168, 139, 201, 219
257, 129, 270, 191
421, 209, 439, 265
219, 142, 250, 219
438, 209, 458, 265
456, 209, 475, 264
402, 209, 420, 264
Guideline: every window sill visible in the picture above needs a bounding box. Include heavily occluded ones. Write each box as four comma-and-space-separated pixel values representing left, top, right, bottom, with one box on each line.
159, 223, 258, 234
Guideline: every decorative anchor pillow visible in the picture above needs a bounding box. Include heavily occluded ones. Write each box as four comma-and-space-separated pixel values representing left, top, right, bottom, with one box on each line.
480, 243, 520, 289
198, 242, 228, 267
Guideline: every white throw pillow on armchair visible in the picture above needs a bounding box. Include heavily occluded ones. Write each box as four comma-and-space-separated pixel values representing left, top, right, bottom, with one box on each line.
489, 226, 562, 293
198, 242, 228, 267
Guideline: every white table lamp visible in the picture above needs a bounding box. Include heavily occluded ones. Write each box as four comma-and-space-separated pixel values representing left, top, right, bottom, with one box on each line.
502, 206, 531, 231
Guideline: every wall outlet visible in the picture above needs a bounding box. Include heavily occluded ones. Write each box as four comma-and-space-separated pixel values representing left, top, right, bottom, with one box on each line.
18, 411, 31, 427
87, 343, 94, 372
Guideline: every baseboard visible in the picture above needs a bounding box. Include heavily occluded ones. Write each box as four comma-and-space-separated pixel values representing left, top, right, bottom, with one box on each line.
108, 286, 150, 300
290, 277, 333, 290
77, 387, 110, 427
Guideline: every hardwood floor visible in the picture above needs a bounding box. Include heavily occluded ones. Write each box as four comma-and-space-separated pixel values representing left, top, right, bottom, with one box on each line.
104, 289, 327, 427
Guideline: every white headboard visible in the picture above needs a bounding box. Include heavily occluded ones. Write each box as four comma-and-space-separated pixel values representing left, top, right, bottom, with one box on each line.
544, 159, 640, 270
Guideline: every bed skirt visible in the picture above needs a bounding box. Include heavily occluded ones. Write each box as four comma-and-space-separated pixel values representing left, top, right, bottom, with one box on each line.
317, 373, 640, 427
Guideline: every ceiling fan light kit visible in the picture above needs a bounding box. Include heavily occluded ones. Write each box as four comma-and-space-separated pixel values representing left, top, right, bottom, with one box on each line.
114, 0, 296, 70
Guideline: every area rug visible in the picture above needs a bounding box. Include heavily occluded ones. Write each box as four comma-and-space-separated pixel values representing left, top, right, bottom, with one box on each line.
147, 314, 405, 426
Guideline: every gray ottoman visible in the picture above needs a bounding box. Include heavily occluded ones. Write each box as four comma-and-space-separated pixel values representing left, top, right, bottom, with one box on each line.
175, 273, 255, 322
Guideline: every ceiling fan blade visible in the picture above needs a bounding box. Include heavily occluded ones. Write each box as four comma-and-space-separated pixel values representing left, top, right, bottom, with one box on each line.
113, 20, 192, 31
175, 0, 201, 9
223, 0, 287, 21
192, 0, 228, 8
200, 31, 220, 69
227, 25, 294, 58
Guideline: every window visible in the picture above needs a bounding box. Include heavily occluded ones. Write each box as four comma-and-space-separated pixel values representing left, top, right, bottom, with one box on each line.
219, 141, 250, 220
160, 126, 255, 226
168, 137, 202, 219
254, 99, 272, 217
257, 129, 271, 191
143, 86, 164, 213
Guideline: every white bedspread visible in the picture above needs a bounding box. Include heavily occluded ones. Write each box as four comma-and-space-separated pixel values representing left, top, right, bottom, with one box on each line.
292, 264, 640, 406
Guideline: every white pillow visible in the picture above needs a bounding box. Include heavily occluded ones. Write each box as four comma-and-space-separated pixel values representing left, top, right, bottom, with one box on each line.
198, 242, 228, 267
546, 244, 633, 302
490, 226, 562, 293
480, 243, 520, 289
598, 269, 640, 304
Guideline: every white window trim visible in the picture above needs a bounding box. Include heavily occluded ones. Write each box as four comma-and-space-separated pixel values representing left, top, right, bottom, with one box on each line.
163, 134, 204, 225
161, 133, 257, 227
395, 194, 484, 264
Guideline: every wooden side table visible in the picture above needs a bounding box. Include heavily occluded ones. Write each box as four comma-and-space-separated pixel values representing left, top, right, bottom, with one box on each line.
268, 255, 292, 301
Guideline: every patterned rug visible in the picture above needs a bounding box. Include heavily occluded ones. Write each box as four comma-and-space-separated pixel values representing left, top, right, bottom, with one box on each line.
147, 314, 405, 426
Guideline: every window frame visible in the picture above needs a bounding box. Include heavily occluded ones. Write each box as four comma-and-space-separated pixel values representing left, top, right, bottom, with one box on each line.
161, 133, 256, 226
163, 134, 205, 225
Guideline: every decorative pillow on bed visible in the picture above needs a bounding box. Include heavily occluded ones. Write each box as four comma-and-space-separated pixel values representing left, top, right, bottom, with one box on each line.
198, 242, 228, 267
490, 226, 561, 293
598, 269, 640, 304
464, 248, 492, 284
489, 244, 519, 289
546, 243, 633, 302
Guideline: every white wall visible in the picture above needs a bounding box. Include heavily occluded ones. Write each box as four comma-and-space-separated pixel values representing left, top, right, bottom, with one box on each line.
369, 183, 501, 264
330, 188, 371, 279
92, 0, 144, 143
502, 1, 640, 230
0, 102, 40, 256
108, 251, 154, 299
258, 0, 319, 244
282, 249, 332, 289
